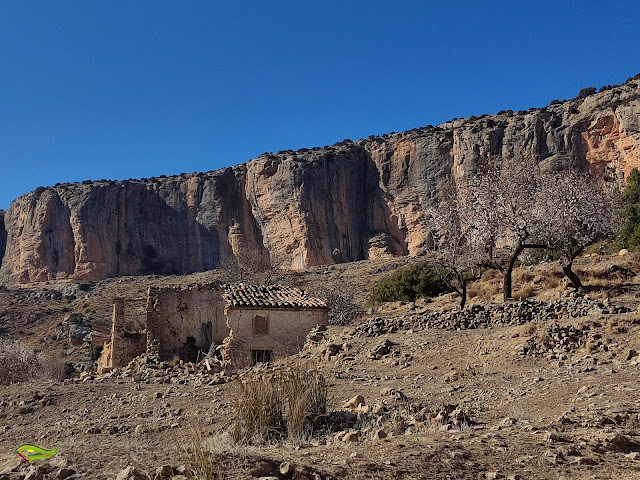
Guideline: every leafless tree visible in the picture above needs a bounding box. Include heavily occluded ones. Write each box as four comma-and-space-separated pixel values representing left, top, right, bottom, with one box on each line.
427, 181, 482, 308
314, 287, 361, 325
217, 251, 287, 285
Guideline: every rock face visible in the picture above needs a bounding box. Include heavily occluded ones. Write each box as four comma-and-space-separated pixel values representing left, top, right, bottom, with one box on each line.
0, 210, 6, 268
1, 78, 640, 283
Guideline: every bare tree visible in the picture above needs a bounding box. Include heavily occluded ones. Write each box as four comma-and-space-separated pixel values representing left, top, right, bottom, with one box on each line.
314, 287, 361, 325
217, 251, 287, 285
427, 181, 481, 308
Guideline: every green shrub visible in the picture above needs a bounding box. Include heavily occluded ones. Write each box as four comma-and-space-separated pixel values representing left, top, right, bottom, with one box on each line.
367, 261, 451, 305
88, 345, 103, 361
616, 168, 640, 250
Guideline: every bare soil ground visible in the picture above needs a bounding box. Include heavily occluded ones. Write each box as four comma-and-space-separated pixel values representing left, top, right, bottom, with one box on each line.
1, 254, 640, 479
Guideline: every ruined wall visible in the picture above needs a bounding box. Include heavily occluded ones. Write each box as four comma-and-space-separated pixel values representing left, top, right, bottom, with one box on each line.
225, 307, 328, 368
97, 299, 146, 373
146, 284, 228, 362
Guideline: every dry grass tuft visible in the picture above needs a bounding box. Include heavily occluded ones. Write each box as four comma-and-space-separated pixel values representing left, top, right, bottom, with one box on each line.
513, 284, 535, 300
230, 363, 329, 445
280, 364, 329, 445
231, 376, 284, 444
180, 431, 227, 480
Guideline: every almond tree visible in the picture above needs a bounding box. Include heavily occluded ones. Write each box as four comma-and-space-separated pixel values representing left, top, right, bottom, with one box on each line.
549, 172, 616, 288
427, 181, 481, 308
463, 159, 564, 301
463, 161, 616, 298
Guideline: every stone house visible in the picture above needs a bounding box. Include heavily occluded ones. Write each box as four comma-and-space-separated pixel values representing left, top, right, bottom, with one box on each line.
97, 282, 328, 373
223, 284, 329, 367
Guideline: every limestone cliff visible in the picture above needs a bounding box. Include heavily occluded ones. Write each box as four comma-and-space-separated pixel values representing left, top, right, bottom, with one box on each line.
0, 210, 6, 267
2, 78, 639, 283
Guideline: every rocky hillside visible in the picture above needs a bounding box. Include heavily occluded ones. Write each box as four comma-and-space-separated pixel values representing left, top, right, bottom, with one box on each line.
1, 78, 639, 283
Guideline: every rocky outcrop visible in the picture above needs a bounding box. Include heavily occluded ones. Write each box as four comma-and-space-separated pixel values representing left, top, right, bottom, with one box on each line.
0, 210, 6, 268
2, 78, 639, 283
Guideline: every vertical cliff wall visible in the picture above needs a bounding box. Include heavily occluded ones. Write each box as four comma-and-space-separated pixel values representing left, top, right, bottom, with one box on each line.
1, 78, 639, 283
0, 210, 6, 267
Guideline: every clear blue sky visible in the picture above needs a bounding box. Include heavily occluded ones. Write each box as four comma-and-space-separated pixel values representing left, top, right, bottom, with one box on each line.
1, 1, 639, 209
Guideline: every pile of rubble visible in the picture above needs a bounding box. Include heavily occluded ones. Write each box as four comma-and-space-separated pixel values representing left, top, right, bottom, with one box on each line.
519, 323, 586, 357
79, 353, 229, 387
359, 296, 631, 336
332, 390, 475, 443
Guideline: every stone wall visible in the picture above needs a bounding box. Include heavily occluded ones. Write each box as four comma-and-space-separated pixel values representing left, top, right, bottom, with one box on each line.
97, 299, 146, 373
225, 307, 328, 368
146, 284, 228, 362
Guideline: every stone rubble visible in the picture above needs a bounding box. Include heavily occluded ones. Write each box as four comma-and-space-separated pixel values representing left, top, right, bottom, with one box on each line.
359, 296, 631, 336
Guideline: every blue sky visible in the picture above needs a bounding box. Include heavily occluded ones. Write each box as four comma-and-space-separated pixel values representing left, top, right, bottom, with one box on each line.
1, 1, 639, 209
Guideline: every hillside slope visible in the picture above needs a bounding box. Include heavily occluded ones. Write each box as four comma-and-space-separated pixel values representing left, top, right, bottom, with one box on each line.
1, 78, 639, 283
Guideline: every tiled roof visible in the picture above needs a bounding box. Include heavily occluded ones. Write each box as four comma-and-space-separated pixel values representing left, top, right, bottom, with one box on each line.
224, 284, 328, 310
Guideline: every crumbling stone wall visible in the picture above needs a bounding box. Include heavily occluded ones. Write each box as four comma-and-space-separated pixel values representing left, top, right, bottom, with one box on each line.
146, 284, 228, 362
97, 299, 146, 373
225, 307, 328, 368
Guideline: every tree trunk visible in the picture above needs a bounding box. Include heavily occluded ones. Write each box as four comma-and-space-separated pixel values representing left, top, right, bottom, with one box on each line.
503, 243, 525, 301
459, 276, 467, 309
560, 255, 583, 289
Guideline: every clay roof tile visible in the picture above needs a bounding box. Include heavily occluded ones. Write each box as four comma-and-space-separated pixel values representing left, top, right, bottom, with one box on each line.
224, 283, 328, 310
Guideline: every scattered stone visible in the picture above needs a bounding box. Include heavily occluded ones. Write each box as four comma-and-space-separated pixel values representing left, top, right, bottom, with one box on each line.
343, 395, 365, 409
358, 297, 631, 336
373, 428, 388, 440
279, 462, 294, 476
154, 465, 175, 480
55, 468, 76, 480
606, 434, 640, 453
342, 431, 360, 442
116, 466, 150, 480
370, 339, 394, 359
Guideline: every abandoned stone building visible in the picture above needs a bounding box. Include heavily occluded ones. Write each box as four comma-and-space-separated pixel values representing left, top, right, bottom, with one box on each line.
97, 282, 328, 373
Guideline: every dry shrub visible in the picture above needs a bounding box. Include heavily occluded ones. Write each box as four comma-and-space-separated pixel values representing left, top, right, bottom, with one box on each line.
514, 284, 535, 300
230, 364, 329, 445
280, 364, 329, 445
468, 280, 501, 302
169, 355, 181, 367
482, 269, 502, 281
605, 317, 629, 335
181, 430, 226, 480
583, 339, 598, 354
231, 377, 284, 444
0, 340, 48, 385
515, 270, 535, 284
535, 327, 553, 351
543, 275, 561, 289
521, 321, 540, 337
48, 357, 72, 382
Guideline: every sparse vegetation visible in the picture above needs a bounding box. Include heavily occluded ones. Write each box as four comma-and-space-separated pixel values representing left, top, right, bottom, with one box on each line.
0, 339, 48, 385
577, 86, 597, 98
315, 288, 361, 325
367, 261, 451, 305
230, 364, 329, 445
616, 168, 640, 250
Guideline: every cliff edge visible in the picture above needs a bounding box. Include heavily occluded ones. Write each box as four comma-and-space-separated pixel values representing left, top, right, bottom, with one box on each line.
2, 78, 639, 283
